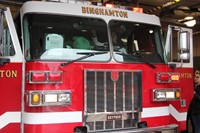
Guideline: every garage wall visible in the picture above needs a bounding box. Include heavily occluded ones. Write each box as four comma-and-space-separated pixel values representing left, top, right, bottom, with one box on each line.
194, 34, 200, 57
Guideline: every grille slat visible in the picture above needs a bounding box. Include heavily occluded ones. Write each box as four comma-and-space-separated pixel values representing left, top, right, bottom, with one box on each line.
85, 70, 142, 132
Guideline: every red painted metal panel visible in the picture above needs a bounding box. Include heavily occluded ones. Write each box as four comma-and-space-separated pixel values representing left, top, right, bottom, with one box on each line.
0, 63, 22, 133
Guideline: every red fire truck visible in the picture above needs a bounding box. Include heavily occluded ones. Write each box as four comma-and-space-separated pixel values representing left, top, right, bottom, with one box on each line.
0, 0, 194, 133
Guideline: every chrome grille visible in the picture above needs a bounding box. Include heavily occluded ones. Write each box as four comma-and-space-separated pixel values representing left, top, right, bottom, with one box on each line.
84, 70, 142, 132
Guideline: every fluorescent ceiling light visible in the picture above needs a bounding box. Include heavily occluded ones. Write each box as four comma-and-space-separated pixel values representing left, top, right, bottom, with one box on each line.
184, 19, 196, 27
184, 16, 193, 20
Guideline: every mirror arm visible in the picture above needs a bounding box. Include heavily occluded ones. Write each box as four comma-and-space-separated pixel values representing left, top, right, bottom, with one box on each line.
0, 58, 10, 66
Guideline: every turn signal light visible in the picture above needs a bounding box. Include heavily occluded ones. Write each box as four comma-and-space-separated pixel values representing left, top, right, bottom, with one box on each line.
175, 90, 181, 99
171, 74, 179, 81
31, 92, 41, 105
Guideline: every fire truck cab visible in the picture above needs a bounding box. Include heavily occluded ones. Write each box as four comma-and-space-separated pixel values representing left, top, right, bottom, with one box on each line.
0, 0, 193, 133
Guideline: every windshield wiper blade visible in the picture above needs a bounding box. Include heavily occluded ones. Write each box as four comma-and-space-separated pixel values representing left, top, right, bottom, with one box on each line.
60, 51, 108, 67
116, 52, 156, 69
141, 57, 157, 69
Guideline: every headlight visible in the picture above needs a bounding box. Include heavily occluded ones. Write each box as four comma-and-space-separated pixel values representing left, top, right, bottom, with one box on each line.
152, 88, 181, 102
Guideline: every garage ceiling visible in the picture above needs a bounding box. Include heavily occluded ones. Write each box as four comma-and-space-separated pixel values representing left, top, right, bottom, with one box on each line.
0, 0, 200, 33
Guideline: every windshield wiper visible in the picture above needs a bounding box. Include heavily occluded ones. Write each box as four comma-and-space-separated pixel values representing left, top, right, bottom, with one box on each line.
60, 51, 108, 67
116, 52, 156, 69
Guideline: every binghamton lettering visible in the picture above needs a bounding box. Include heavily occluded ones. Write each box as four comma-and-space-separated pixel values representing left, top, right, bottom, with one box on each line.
82, 7, 128, 18
0, 70, 17, 78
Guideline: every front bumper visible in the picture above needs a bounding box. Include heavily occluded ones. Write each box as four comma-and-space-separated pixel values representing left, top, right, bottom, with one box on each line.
95, 124, 178, 133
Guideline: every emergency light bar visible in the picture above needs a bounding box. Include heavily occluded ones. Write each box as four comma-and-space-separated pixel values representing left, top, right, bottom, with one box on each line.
105, 3, 115, 8
132, 7, 143, 13
105, 3, 143, 13
28, 71, 63, 84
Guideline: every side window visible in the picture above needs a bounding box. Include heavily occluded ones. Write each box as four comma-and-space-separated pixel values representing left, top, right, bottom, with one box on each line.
0, 28, 15, 57
0, 8, 22, 63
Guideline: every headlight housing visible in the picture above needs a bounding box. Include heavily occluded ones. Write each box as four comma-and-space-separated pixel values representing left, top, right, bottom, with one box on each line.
152, 88, 181, 102
28, 90, 71, 106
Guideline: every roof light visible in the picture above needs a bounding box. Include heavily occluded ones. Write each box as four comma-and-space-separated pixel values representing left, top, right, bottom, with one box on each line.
105, 4, 115, 8
132, 7, 143, 13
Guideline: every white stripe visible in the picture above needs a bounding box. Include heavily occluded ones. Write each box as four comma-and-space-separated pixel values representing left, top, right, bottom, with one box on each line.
24, 111, 82, 124
141, 105, 187, 122
0, 106, 187, 128
169, 104, 187, 121
141, 106, 169, 118
0, 112, 21, 129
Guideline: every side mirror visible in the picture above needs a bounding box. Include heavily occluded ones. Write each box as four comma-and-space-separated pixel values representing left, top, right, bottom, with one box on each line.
178, 31, 190, 61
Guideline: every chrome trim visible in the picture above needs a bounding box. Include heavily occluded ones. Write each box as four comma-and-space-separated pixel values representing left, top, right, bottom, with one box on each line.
152, 88, 181, 102
98, 124, 178, 133
84, 70, 142, 132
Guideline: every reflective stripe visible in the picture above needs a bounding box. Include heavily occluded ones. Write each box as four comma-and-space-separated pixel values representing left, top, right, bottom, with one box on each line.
0, 112, 21, 129
169, 104, 187, 121
24, 111, 82, 124
142, 106, 169, 118
0, 105, 187, 129
142, 104, 187, 121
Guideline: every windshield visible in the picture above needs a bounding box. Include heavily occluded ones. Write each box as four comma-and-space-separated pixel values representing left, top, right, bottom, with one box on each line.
23, 14, 110, 61
23, 14, 166, 64
109, 20, 166, 64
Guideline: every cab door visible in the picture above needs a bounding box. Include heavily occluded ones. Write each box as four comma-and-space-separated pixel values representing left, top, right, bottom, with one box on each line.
0, 8, 23, 133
